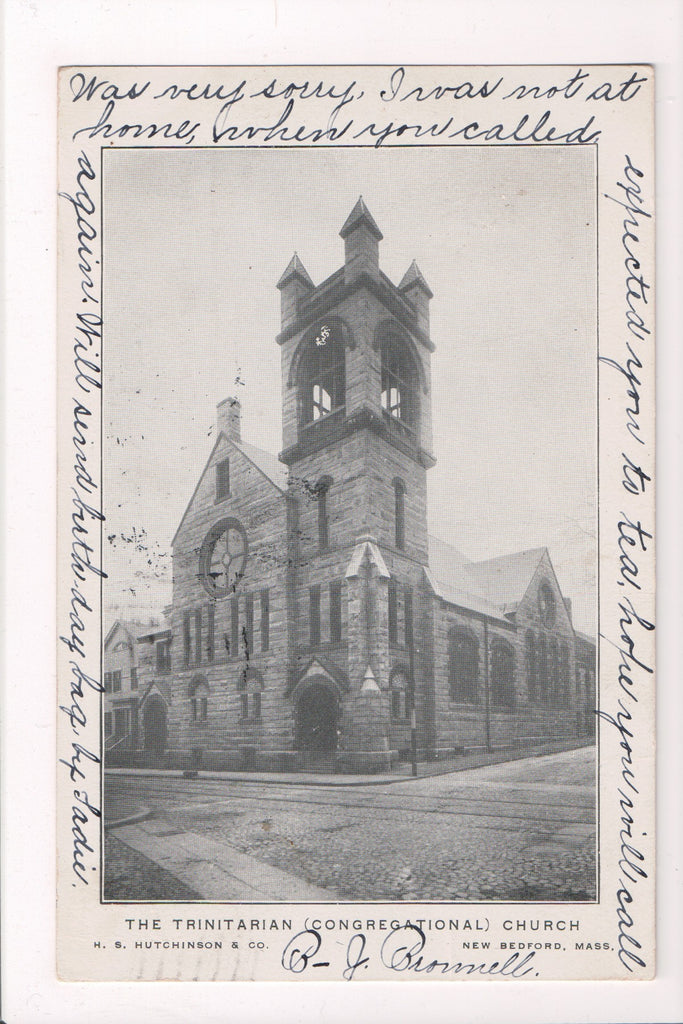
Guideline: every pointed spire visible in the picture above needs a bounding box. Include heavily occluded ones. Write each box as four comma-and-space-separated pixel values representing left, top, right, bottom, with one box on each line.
276, 252, 314, 291
399, 260, 433, 299
339, 196, 383, 241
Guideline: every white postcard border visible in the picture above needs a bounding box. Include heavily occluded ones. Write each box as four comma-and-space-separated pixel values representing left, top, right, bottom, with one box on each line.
4, 1, 682, 1021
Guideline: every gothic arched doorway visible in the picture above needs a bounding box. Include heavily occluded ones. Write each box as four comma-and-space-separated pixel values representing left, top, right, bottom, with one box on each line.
143, 698, 167, 756
295, 683, 339, 754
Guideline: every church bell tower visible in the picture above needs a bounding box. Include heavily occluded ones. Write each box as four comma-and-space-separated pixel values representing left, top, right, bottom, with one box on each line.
277, 198, 436, 771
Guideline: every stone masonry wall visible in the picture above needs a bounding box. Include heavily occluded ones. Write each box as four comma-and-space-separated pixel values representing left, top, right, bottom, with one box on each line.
430, 551, 583, 755
168, 435, 294, 769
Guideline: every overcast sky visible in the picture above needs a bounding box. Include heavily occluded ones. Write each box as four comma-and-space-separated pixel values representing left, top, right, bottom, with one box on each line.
102, 144, 596, 634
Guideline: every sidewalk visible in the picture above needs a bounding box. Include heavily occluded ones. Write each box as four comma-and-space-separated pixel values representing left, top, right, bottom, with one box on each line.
110, 820, 336, 901
106, 737, 591, 791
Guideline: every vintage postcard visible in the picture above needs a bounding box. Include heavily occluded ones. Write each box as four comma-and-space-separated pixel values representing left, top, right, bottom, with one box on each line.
56, 64, 654, 982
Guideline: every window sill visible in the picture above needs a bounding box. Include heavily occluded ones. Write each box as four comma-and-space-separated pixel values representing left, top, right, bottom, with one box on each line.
299, 406, 345, 433
382, 408, 417, 442
298, 641, 346, 654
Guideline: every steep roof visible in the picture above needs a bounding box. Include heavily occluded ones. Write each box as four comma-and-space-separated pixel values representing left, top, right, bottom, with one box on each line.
171, 432, 288, 547
277, 252, 314, 291
399, 259, 434, 299
136, 626, 172, 643
104, 619, 140, 649
428, 535, 471, 579
339, 196, 383, 241
426, 535, 548, 622
463, 548, 546, 610
234, 437, 289, 491
424, 567, 512, 624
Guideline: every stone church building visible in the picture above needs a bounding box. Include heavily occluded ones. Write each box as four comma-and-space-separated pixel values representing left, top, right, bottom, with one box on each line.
111, 198, 596, 772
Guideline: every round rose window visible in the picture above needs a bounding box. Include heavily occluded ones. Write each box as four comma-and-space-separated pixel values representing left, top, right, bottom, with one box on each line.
199, 518, 248, 597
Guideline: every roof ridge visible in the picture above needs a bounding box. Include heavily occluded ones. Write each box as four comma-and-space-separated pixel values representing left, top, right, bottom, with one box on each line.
467, 546, 546, 568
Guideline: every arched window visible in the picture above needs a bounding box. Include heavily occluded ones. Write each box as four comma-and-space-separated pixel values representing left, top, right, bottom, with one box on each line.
549, 639, 560, 705
559, 642, 570, 707
389, 668, 410, 722
448, 629, 479, 703
537, 634, 549, 703
315, 475, 332, 550
238, 668, 264, 720
491, 640, 516, 710
298, 325, 345, 428
525, 630, 537, 701
189, 674, 209, 723
380, 332, 418, 432
393, 478, 406, 550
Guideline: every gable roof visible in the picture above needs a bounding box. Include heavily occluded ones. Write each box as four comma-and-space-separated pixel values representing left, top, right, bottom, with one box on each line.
235, 437, 289, 491
171, 432, 288, 546
462, 548, 547, 611
424, 567, 512, 625
426, 535, 550, 623
103, 619, 139, 650
428, 535, 471, 579
136, 627, 172, 643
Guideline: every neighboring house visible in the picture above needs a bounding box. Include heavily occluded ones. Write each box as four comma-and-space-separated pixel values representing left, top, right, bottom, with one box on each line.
104, 619, 172, 766
122, 198, 596, 773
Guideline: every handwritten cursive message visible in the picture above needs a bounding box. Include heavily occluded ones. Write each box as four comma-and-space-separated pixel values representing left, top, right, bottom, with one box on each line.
598, 154, 654, 973
66, 66, 648, 150
58, 150, 105, 886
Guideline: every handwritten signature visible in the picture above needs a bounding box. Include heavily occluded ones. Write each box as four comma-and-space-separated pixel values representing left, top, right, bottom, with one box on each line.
281, 925, 537, 980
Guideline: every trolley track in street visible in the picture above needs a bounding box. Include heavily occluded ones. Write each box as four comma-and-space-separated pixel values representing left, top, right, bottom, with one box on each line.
105, 775, 595, 830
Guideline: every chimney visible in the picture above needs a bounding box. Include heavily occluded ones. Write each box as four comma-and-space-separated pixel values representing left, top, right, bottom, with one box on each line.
340, 196, 383, 284
217, 397, 241, 442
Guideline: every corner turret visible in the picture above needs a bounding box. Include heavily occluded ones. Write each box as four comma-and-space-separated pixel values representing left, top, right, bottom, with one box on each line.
339, 196, 383, 284
277, 253, 314, 329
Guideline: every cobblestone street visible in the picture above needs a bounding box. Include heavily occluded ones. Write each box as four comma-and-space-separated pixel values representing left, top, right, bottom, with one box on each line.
105, 746, 596, 902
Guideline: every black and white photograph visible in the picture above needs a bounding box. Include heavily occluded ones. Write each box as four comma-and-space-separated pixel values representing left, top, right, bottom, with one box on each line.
100, 145, 598, 906
3, 0, 679, 1009
46, 59, 660, 991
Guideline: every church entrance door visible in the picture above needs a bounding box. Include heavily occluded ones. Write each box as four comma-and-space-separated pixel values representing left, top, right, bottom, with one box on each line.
143, 698, 167, 757
295, 683, 339, 755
